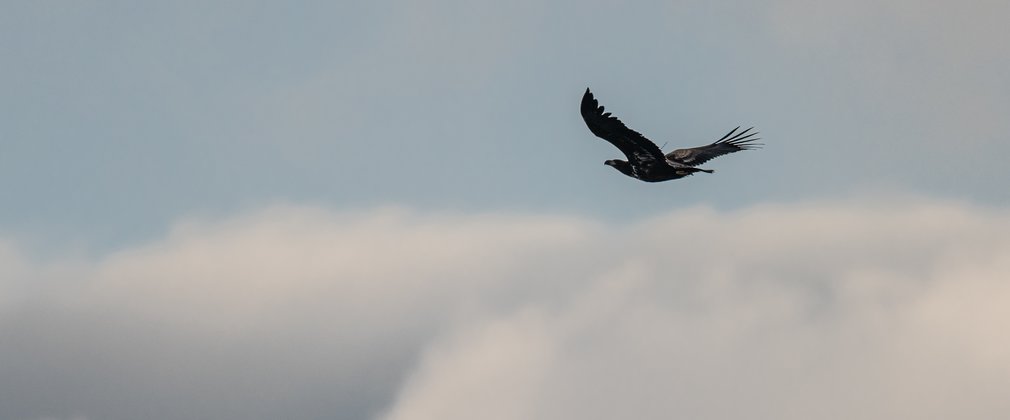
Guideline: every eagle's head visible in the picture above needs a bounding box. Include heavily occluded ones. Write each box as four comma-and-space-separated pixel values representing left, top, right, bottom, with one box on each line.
604, 159, 635, 178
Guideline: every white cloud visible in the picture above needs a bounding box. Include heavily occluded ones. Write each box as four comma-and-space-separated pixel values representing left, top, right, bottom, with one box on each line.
2, 198, 1010, 419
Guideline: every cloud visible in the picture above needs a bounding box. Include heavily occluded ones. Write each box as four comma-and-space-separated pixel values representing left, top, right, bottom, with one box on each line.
2, 198, 1010, 419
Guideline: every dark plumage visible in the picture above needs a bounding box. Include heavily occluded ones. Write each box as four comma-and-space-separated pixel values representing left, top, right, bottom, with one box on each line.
580, 88, 761, 182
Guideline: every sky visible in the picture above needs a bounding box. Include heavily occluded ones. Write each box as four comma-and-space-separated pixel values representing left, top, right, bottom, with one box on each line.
2, 1, 1009, 419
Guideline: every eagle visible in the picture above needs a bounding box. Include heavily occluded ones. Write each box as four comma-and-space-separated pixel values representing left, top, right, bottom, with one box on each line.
581, 88, 761, 182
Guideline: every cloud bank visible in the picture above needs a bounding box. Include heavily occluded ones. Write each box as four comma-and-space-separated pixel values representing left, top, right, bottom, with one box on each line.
2, 198, 1009, 420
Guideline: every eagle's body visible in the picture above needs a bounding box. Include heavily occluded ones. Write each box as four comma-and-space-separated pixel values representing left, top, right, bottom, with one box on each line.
580, 88, 761, 182
602, 158, 711, 183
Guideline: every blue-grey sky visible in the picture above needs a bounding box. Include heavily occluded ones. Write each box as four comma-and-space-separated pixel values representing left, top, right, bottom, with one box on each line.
3, 2, 1010, 420
4, 0, 1008, 250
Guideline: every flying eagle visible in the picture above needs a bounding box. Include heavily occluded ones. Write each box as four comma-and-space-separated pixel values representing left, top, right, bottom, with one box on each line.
581, 88, 761, 182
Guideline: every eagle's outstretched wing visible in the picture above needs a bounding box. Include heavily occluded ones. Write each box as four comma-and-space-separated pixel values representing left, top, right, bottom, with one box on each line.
580, 88, 665, 167
666, 126, 762, 166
